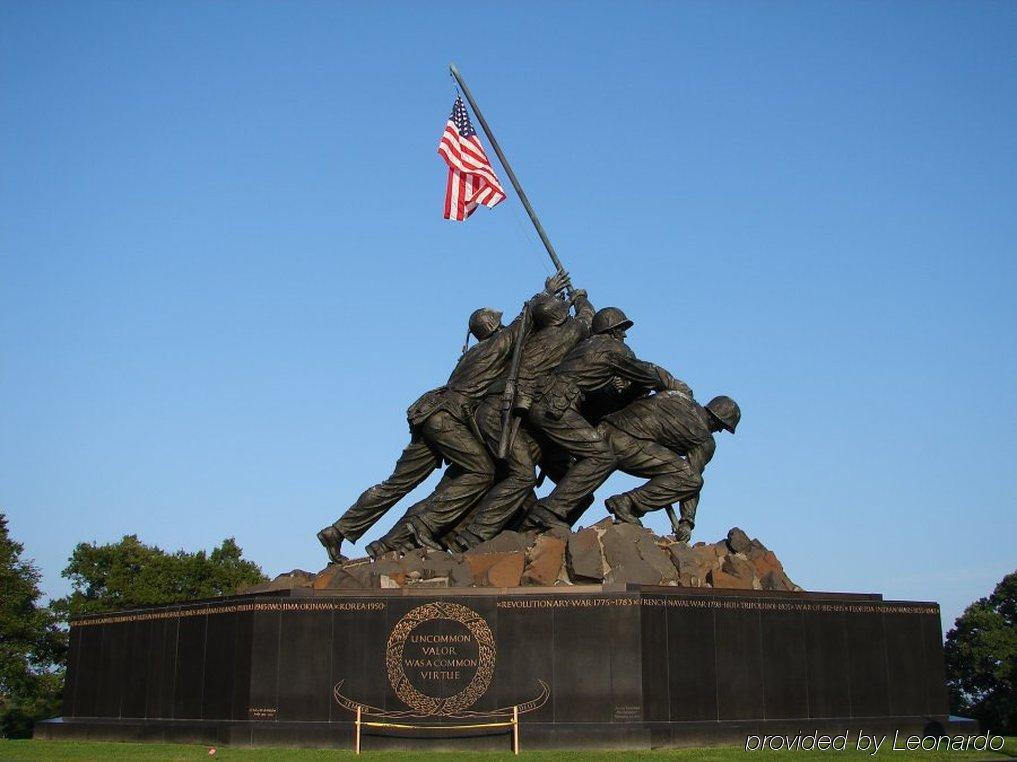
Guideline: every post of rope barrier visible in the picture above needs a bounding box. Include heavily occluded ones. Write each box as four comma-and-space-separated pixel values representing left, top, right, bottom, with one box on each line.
355, 705, 362, 754
513, 705, 519, 754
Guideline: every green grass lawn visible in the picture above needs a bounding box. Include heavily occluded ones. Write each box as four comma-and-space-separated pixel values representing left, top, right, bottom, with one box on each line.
1, 738, 1014, 761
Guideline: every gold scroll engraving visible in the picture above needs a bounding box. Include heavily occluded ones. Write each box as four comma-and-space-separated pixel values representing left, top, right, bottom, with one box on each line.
332, 678, 550, 721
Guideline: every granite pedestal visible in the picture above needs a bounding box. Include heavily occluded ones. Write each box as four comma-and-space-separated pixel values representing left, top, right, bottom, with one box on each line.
36, 585, 972, 750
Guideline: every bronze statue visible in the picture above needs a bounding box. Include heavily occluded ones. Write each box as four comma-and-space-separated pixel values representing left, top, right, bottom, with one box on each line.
315, 67, 746, 563
317, 273, 569, 562
524, 308, 692, 530
445, 287, 595, 550
318, 269, 741, 561
599, 392, 740, 542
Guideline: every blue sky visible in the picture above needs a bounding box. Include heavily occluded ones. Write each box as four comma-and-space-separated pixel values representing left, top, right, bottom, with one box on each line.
1, 1, 1014, 632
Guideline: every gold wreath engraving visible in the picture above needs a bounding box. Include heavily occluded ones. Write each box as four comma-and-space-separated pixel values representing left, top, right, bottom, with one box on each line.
385, 601, 495, 716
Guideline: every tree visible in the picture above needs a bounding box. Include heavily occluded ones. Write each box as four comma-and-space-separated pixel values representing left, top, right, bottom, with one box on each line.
52, 535, 267, 620
0, 514, 66, 739
944, 570, 1017, 734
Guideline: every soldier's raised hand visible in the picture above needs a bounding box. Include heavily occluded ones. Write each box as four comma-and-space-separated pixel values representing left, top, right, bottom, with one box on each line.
545, 270, 570, 295
568, 288, 588, 305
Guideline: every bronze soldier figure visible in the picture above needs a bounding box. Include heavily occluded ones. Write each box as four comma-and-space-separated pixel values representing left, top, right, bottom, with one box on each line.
526, 307, 692, 529
446, 286, 596, 549
384, 275, 579, 553
599, 393, 740, 542
315, 308, 502, 562
317, 273, 569, 562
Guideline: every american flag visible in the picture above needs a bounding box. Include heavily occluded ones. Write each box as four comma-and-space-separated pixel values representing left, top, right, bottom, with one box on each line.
438, 96, 506, 221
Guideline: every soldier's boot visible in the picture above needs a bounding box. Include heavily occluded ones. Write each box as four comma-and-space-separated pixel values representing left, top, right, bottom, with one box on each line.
446, 528, 483, 552
605, 494, 643, 527
408, 519, 445, 552
395, 536, 418, 553
443, 533, 466, 553
441, 533, 465, 553
674, 518, 694, 544
528, 501, 570, 531
317, 525, 348, 563
365, 540, 391, 559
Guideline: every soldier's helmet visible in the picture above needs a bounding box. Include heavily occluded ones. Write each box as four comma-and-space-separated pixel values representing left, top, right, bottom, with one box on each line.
592, 307, 634, 335
531, 295, 569, 329
705, 395, 741, 433
468, 308, 503, 341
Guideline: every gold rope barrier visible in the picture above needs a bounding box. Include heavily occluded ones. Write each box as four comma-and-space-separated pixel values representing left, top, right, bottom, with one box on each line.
361, 720, 515, 730
354, 704, 520, 754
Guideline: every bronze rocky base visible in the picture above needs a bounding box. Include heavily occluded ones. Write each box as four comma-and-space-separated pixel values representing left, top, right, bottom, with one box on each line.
243, 521, 802, 593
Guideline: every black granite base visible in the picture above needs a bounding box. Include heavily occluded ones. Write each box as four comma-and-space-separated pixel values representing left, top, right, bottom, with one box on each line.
37, 585, 968, 750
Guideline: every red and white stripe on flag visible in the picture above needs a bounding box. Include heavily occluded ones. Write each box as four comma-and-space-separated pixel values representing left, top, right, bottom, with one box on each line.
438, 97, 506, 221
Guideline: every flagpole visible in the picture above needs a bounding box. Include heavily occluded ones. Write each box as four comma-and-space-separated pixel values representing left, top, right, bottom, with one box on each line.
449, 63, 566, 277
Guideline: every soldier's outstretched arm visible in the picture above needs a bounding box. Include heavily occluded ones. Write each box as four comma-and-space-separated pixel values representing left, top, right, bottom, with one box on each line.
569, 288, 595, 328
686, 437, 716, 476
675, 440, 714, 539
610, 354, 694, 398
677, 494, 699, 534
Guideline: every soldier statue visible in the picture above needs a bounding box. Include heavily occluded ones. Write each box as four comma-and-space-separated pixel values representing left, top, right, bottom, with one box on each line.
598, 392, 741, 542
316, 272, 569, 562
525, 307, 692, 530
445, 285, 595, 550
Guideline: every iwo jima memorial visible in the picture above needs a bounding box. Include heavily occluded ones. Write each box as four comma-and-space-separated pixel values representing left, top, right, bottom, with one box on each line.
39, 66, 971, 751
